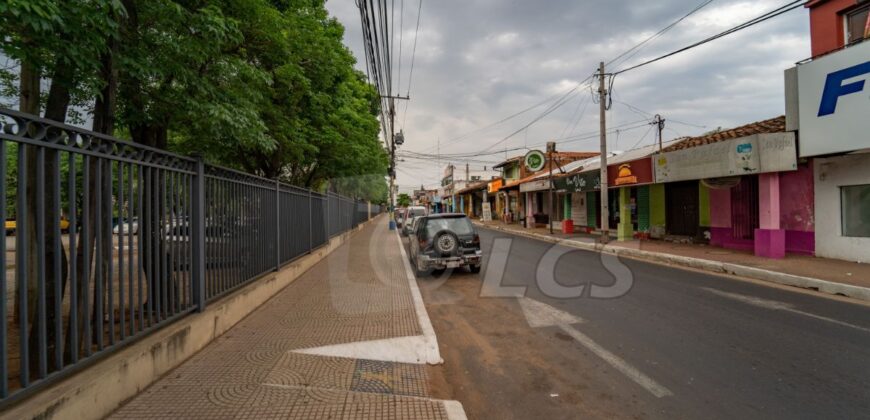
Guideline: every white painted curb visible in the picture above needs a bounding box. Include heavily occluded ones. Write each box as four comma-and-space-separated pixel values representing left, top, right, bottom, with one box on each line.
394, 228, 444, 365
476, 222, 870, 303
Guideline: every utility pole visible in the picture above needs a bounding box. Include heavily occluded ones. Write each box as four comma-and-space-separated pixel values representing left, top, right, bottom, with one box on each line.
654, 114, 666, 153
388, 100, 397, 229
598, 62, 610, 244
547, 142, 556, 234
384, 95, 409, 229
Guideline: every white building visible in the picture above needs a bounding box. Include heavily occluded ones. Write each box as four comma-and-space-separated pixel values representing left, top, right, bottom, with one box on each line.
789, 39, 870, 262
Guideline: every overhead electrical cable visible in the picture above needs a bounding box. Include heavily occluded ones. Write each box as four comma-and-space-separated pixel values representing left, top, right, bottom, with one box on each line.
614, 0, 806, 75
606, 0, 717, 69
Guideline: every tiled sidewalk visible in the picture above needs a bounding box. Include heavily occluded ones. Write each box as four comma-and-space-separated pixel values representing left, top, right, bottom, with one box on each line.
110, 220, 455, 419
478, 220, 870, 291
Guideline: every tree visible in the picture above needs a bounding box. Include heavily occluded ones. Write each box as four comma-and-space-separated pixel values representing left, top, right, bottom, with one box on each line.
0, 0, 389, 380
1, 0, 125, 372
397, 193, 411, 208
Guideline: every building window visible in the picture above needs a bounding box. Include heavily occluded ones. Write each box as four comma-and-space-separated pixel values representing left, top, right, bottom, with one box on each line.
845, 5, 870, 45
841, 184, 870, 237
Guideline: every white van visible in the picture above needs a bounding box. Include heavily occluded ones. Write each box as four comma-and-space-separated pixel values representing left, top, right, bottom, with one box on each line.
402, 206, 429, 236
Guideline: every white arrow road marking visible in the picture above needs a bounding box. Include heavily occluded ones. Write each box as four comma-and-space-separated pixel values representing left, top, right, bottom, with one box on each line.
703, 287, 870, 334
518, 296, 584, 328
518, 297, 673, 398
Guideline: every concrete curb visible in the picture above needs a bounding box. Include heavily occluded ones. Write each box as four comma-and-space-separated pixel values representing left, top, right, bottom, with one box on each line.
476, 222, 870, 303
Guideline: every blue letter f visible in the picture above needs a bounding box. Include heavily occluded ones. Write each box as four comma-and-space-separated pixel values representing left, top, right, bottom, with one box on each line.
818, 61, 870, 117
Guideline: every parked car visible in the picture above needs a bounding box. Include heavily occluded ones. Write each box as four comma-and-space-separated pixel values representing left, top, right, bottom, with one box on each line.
113, 217, 139, 234
408, 213, 482, 276
401, 206, 428, 236
6, 218, 70, 235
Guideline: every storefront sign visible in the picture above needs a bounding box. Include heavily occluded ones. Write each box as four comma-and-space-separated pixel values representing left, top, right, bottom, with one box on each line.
554, 171, 600, 192
607, 158, 653, 187
654, 133, 797, 183
524, 150, 546, 172
519, 179, 551, 192
488, 178, 503, 193
614, 164, 638, 186
797, 40, 870, 157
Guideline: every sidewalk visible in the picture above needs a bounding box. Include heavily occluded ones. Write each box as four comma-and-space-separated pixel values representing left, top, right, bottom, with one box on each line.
110, 219, 463, 419
477, 220, 870, 301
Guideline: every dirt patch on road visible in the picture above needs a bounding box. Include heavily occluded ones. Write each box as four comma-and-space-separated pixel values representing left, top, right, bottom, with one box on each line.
420, 272, 641, 420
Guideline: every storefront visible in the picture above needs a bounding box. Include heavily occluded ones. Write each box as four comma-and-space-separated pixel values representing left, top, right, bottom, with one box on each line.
607, 156, 655, 241
554, 170, 601, 232
793, 40, 870, 262
520, 178, 555, 228
654, 126, 804, 258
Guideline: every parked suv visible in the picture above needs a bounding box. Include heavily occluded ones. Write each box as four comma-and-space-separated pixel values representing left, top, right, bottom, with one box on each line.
409, 213, 482, 276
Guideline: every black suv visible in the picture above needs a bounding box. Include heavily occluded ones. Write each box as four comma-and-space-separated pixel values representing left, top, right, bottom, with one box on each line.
408, 214, 482, 276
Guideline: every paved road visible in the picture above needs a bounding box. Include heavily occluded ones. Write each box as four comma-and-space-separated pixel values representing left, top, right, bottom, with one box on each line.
412, 227, 870, 419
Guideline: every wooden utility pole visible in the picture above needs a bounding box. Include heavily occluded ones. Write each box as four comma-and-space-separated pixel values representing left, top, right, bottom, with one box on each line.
598, 62, 610, 244
547, 142, 556, 234
654, 114, 666, 152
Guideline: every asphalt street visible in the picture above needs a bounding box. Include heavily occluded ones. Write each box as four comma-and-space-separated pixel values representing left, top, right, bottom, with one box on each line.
412, 227, 870, 420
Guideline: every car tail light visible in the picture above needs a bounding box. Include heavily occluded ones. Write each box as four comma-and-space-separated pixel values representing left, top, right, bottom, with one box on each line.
472, 234, 480, 245
419, 238, 427, 249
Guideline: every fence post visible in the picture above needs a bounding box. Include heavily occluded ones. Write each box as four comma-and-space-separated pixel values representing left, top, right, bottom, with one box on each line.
275, 179, 280, 271
192, 156, 206, 312
308, 190, 314, 252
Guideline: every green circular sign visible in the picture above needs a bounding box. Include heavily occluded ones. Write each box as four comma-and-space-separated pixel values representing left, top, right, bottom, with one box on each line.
524, 150, 546, 172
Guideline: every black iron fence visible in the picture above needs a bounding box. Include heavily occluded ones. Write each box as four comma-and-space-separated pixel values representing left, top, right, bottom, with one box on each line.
0, 108, 382, 405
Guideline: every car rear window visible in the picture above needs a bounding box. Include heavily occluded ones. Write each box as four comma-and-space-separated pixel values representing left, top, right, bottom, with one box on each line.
408, 209, 426, 218
425, 217, 474, 237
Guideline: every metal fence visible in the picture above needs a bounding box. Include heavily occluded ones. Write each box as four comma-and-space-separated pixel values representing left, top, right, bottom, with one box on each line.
0, 108, 382, 405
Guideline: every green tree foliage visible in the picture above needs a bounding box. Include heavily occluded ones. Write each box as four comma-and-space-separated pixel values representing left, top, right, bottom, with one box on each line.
1, 0, 388, 201
397, 193, 411, 208
0, 0, 388, 376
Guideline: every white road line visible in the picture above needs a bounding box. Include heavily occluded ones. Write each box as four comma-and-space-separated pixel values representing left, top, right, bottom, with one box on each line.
394, 227, 444, 364
704, 287, 870, 334
558, 324, 674, 398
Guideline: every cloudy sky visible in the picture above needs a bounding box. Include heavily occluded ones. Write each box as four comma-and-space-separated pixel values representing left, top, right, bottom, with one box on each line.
325, 0, 810, 193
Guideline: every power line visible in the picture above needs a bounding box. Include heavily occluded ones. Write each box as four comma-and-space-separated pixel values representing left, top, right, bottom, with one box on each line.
475, 77, 595, 154
401, 0, 423, 129
614, 0, 806, 75
397, 0, 404, 95
606, 0, 717, 69
403, 118, 651, 160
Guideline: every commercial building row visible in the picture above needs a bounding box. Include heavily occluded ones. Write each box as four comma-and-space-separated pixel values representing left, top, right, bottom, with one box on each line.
452, 0, 869, 263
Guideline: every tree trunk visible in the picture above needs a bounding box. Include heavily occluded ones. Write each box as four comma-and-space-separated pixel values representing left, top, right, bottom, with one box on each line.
34, 63, 73, 373
68, 37, 120, 360
16, 59, 40, 384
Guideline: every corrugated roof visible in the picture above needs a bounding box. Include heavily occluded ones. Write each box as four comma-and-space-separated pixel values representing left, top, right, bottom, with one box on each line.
661, 116, 786, 153
493, 156, 524, 169
557, 144, 659, 177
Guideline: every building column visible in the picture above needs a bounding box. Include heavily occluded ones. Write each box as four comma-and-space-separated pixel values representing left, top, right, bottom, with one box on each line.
617, 188, 634, 241
755, 172, 786, 258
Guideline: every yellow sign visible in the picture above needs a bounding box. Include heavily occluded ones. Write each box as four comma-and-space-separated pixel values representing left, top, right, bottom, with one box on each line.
614, 164, 638, 186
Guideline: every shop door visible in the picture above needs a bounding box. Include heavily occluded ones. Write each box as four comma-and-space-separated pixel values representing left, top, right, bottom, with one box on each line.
731, 176, 759, 240
666, 181, 699, 236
